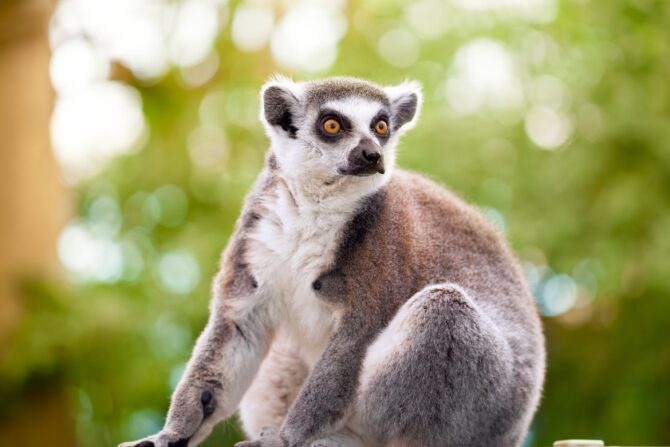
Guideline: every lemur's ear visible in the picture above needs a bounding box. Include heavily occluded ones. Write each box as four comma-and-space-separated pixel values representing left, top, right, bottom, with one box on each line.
260, 76, 302, 139
385, 80, 422, 132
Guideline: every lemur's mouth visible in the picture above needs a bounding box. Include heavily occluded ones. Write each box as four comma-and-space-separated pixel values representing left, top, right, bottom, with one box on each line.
337, 162, 385, 177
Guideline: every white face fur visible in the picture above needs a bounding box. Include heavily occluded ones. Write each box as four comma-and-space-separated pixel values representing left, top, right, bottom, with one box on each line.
260, 76, 422, 199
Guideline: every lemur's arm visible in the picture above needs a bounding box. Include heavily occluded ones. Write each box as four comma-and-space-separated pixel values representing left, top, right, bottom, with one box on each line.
283, 315, 374, 445
119, 279, 274, 447
237, 312, 377, 447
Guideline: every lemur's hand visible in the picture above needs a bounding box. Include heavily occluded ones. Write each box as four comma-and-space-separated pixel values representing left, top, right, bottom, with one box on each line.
118, 386, 218, 447
235, 426, 286, 447
117, 430, 189, 447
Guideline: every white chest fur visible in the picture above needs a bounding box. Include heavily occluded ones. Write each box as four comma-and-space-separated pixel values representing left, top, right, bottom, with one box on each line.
245, 178, 361, 366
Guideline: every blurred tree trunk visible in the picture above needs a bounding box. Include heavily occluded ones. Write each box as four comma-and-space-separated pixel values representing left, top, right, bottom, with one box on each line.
0, 0, 63, 346
0, 0, 74, 446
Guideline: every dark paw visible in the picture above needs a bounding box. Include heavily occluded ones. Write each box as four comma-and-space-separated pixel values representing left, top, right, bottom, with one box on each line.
121, 433, 190, 447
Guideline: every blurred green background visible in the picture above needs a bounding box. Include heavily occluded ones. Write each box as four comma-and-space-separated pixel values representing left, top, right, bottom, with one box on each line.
1, 0, 669, 446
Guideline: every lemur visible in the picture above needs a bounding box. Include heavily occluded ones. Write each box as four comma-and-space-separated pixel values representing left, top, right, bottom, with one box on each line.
120, 77, 545, 447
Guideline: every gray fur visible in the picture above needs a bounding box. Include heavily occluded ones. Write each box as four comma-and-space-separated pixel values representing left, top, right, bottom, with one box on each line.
357, 284, 526, 447
389, 92, 418, 131
266, 172, 543, 447
281, 312, 377, 445
119, 76, 545, 447
220, 165, 277, 297
309, 430, 366, 447
304, 77, 390, 109
263, 86, 300, 137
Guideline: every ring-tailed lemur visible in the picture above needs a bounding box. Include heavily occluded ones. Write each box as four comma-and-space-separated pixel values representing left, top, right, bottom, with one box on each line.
119, 76, 545, 447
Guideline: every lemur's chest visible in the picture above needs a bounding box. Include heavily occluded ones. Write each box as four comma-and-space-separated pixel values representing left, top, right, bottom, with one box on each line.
245, 188, 353, 365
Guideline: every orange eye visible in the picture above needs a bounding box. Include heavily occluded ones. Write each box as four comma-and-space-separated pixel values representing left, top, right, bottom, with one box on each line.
323, 118, 341, 135
374, 120, 389, 136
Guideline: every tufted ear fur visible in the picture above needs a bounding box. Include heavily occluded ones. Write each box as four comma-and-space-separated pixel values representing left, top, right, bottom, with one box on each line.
260, 76, 303, 139
385, 80, 422, 132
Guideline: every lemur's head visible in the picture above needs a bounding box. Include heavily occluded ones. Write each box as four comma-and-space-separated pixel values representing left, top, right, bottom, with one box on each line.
260, 76, 422, 191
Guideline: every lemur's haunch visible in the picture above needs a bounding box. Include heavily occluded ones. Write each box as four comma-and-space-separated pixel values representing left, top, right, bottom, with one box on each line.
119, 77, 545, 447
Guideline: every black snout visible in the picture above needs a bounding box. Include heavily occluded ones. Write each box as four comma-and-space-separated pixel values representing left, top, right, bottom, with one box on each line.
340, 138, 385, 176
362, 148, 381, 164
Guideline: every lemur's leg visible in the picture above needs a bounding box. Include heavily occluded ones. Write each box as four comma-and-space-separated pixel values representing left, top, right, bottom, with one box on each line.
353, 283, 527, 447
239, 333, 309, 438
119, 297, 274, 447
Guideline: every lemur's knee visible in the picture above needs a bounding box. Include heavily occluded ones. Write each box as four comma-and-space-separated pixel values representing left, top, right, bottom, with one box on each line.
406, 283, 510, 369
356, 283, 513, 446
385, 283, 484, 341
359, 284, 474, 382
413, 283, 472, 310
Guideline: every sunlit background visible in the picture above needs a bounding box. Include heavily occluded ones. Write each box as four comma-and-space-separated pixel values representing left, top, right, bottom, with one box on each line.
1, 0, 669, 445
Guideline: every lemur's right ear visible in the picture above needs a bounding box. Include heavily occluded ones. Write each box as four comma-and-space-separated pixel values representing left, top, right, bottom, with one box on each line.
385, 80, 423, 133
260, 76, 302, 139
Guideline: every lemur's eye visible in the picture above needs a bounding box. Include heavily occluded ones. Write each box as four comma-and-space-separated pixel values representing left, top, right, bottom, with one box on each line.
322, 118, 341, 135
374, 120, 389, 136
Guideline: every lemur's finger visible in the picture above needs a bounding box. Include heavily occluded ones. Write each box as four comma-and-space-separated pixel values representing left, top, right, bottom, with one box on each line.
117, 440, 152, 447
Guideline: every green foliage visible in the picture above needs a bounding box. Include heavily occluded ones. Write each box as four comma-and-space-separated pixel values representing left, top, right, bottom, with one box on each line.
3, 0, 670, 445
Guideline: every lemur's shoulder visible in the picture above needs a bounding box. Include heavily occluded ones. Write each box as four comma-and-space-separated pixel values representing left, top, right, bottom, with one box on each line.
383, 169, 501, 243
382, 169, 536, 321
385, 168, 464, 207
215, 165, 277, 299
309, 169, 513, 312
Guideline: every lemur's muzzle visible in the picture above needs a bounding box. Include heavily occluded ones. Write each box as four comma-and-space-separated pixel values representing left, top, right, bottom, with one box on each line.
339, 138, 385, 176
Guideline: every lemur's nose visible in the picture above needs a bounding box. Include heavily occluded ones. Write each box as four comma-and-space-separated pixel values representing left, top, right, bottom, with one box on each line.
345, 138, 384, 175
362, 148, 381, 163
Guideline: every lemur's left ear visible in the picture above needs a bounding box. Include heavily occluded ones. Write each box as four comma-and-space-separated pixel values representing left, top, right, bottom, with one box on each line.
385, 80, 423, 132
260, 76, 303, 139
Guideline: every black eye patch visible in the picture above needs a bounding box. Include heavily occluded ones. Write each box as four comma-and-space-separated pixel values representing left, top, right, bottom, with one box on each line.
370, 111, 391, 142
315, 109, 352, 142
